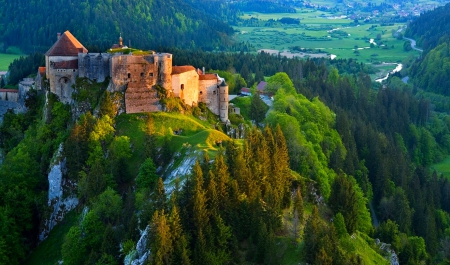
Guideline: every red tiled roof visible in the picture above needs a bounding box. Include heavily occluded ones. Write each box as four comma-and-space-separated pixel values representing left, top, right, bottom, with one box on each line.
172, 65, 196, 74
53, 59, 78, 69
0, 89, 18, 93
241, 87, 250, 93
45, 31, 88, 56
199, 74, 217, 80
38, 67, 46, 75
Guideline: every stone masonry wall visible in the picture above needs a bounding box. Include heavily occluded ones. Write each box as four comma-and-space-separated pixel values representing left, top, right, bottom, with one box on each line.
78, 53, 110, 82
199, 78, 219, 115
172, 70, 199, 106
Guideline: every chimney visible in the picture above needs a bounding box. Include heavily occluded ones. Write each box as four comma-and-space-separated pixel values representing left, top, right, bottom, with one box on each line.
202, 67, 205, 75
57, 33, 61, 40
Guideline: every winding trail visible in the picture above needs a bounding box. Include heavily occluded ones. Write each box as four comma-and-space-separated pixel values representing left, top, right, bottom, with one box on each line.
404, 37, 423, 52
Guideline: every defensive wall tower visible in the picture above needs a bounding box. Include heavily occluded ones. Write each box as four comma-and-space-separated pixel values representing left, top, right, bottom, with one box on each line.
219, 80, 228, 122
154, 53, 172, 90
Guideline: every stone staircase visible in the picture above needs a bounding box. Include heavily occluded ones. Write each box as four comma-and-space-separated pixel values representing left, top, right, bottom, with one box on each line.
125, 79, 161, 113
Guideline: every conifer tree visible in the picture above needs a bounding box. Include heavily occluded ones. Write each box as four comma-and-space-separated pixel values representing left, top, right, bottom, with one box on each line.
207, 170, 219, 214
152, 178, 167, 213
150, 210, 173, 265
304, 206, 320, 263
294, 187, 304, 224
169, 203, 190, 265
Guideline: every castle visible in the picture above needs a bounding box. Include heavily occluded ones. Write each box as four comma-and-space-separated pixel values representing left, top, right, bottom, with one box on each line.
44, 31, 229, 122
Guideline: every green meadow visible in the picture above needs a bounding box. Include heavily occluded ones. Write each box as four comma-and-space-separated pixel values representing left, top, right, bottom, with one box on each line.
0, 53, 22, 71
235, 8, 421, 66
432, 155, 450, 179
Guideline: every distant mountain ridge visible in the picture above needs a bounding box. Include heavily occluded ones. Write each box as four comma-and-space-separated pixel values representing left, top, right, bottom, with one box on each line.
0, 0, 234, 53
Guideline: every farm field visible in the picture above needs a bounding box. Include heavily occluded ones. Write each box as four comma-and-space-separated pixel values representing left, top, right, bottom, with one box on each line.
0, 53, 22, 71
234, 7, 423, 74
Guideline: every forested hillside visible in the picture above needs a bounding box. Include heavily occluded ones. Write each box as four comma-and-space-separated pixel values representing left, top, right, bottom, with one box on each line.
405, 2, 450, 53
0, 0, 234, 53
2, 46, 450, 263
405, 3, 450, 101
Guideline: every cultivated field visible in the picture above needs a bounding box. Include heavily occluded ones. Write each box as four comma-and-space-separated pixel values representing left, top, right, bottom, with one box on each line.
234, 8, 422, 67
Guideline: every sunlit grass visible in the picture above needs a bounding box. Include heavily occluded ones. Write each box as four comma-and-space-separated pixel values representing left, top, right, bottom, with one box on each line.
0, 53, 22, 71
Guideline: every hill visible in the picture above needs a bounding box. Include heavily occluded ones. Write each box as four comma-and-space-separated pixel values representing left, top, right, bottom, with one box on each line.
0, 0, 234, 53
405, 2, 450, 53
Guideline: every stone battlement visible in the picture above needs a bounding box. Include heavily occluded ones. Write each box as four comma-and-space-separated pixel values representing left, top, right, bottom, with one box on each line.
44, 31, 229, 122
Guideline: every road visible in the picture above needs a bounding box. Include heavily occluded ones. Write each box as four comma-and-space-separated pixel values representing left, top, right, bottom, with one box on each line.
404, 37, 423, 52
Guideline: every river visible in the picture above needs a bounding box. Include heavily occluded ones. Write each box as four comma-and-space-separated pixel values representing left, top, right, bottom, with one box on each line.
375, 63, 403, 83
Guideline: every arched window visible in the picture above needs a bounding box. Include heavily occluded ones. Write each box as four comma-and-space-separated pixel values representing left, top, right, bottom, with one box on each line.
181, 84, 184, 90
127, 73, 131, 79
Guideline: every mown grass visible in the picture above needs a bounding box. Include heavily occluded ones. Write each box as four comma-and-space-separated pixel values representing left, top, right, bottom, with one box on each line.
25, 210, 79, 265
432, 155, 450, 179
0, 53, 22, 71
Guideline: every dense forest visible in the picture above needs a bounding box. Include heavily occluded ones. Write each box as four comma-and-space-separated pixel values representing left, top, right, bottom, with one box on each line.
0, 0, 234, 53
2, 1, 450, 264
1, 44, 450, 263
405, 2, 450, 53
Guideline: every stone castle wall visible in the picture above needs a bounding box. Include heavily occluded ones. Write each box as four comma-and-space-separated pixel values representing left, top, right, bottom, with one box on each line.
78, 53, 110, 82
46, 55, 79, 103
172, 69, 199, 106
0, 90, 18, 102
44, 40, 228, 120
198, 77, 220, 115
219, 82, 229, 122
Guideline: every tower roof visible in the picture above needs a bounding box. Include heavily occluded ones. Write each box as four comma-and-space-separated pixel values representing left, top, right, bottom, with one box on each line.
45, 31, 88, 56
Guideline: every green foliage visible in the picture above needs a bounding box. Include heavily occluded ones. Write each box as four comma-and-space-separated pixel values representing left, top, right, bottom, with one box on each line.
249, 92, 268, 124
266, 82, 344, 199
0, 0, 233, 52
413, 42, 450, 96
334, 213, 348, 238
7, 53, 44, 85
137, 158, 159, 191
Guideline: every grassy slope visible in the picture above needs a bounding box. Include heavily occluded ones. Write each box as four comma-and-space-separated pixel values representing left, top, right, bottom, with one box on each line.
432, 155, 450, 179
115, 112, 230, 176
0, 53, 22, 71
24, 210, 79, 265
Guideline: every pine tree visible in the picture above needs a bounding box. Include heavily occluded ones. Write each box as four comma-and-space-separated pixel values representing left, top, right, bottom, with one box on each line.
294, 187, 304, 224
169, 203, 190, 265
207, 170, 219, 214
213, 153, 229, 214
150, 210, 173, 265
304, 206, 320, 263
152, 178, 167, 213
192, 161, 209, 232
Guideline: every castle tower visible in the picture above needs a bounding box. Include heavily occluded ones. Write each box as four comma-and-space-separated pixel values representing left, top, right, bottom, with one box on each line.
219, 80, 229, 122
155, 53, 172, 90
45, 30, 88, 102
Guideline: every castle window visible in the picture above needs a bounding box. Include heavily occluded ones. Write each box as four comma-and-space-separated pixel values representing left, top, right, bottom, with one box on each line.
128, 73, 131, 79
213, 90, 216, 95
181, 84, 184, 90
140, 72, 144, 77
149, 73, 154, 77
199, 91, 203, 95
